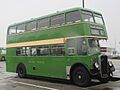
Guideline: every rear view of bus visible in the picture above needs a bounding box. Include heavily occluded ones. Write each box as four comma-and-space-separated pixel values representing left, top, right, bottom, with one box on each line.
6, 7, 115, 86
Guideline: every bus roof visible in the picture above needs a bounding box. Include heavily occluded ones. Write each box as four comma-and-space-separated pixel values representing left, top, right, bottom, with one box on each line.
8, 7, 102, 27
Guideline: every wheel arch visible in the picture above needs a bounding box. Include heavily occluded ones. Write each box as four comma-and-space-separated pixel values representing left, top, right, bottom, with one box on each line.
16, 63, 26, 73
70, 63, 90, 80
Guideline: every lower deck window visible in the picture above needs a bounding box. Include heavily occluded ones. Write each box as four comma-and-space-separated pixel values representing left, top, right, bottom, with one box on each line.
16, 44, 65, 56
50, 44, 65, 56
37, 46, 49, 56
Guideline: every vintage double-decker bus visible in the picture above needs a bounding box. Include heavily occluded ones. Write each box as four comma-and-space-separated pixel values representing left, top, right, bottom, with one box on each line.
0, 48, 6, 61
6, 7, 115, 86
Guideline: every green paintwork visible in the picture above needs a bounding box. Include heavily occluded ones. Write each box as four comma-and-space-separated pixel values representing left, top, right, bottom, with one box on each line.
6, 48, 92, 79
6, 7, 107, 79
7, 23, 107, 44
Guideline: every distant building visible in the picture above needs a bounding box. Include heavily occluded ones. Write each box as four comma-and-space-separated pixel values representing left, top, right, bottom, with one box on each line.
100, 47, 120, 58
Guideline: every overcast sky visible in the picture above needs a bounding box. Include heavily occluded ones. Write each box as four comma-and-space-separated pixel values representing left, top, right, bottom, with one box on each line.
0, 0, 120, 51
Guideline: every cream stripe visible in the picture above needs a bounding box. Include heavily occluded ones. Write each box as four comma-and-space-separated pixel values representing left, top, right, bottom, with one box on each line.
7, 38, 65, 48
6, 36, 107, 48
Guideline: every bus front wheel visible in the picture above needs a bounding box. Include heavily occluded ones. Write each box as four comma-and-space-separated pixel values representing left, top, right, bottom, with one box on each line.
17, 64, 26, 78
72, 66, 91, 87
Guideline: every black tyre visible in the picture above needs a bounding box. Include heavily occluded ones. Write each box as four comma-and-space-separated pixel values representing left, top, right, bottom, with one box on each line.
98, 77, 109, 83
98, 72, 111, 83
1, 56, 5, 61
72, 66, 91, 87
17, 64, 26, 78
99, 78, 109, 83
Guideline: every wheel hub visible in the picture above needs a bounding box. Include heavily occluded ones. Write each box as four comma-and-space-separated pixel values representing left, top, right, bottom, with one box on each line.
78, 75, 82, 79
20, 69, 23, 74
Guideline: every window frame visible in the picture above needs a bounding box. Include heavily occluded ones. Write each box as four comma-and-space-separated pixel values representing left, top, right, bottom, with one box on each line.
36, 45, 50, 56
50, 44, 65, 56
8, 26, 17, 35
81, 10, 95, 23
16, 44, 65, 57
66, 38, 77, 56
66, 38, 88, 56
93, 13, 105, 25
26, 21, 37, 31
37, 17, 50, 30
65, 10, 81, 24
16, 24, 26, 34
50, 13, 65, 26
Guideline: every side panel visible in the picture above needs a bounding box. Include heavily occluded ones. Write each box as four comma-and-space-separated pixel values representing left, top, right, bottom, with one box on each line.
6, 48, 17, 72
6, 48, 67, 79
7, 23, 87, 44
26, 56, 67, 79
66, 56, 92, 70
6, 48, 92, 79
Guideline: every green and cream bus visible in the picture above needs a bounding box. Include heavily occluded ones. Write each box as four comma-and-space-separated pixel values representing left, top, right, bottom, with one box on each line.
0, 48, 6, 61
6, 7, 115, 86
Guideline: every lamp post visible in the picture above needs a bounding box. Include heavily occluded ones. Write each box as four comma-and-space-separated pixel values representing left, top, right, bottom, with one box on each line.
82, 0, 85, 8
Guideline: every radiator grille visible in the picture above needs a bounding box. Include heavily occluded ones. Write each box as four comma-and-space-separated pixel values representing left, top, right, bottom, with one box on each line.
100, 55, 109, 78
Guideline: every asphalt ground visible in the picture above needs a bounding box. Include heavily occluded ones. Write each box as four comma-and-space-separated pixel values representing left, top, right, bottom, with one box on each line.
0, 59, 120, 90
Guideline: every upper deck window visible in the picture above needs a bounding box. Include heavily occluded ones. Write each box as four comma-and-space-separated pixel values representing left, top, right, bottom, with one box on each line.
51, 14, 65, 26
66, 11, 81, 23
38, 18, 49, 29
26, 21, 37, 31
94, 14, 104, 24
17, 24, 25, 33
82, 11, 94, 22
8, 26, 16, 35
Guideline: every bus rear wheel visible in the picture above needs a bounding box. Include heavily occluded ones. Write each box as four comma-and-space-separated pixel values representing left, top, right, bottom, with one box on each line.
17, 64, 26, 78
72, 66, 91, 87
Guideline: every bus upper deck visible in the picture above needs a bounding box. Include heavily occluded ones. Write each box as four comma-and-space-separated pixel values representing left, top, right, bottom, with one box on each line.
7, 7, 107, 44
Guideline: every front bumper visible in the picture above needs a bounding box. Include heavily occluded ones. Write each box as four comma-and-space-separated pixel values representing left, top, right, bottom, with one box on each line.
90, 55, 115, 78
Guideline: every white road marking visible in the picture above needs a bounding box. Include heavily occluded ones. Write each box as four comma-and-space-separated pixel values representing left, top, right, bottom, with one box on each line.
10, 80, 59, 90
